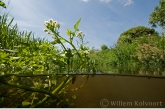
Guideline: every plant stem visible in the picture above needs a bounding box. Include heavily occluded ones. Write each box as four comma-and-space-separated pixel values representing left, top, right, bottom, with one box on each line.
1, 80, 56, 98
30, 76, 71, 108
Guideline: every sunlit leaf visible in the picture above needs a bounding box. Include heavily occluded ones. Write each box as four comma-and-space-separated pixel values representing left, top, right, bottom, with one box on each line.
74, 18, 81, 31
0, 1, 6, 8
10, 57, 20, 60
0, 52, 9, 58
2, 49, 17, 53
66, 28, 71, 36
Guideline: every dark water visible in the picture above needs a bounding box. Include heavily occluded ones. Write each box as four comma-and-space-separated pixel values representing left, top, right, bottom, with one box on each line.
68, 75, 165, 108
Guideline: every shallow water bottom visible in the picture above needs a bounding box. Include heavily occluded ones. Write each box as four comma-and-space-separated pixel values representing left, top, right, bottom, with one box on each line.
68, 75, 165, 108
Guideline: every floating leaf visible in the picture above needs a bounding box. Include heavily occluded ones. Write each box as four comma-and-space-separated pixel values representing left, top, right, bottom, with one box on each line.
22, 101, 31, 106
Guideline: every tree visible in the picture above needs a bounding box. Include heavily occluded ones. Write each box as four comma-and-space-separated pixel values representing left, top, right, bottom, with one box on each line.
101, 44, 109, 51
149, 0, 165, 29
117, 26, 158, 45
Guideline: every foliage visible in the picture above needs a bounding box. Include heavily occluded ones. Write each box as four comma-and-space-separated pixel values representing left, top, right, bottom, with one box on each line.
0, 0, 6, 8
89, 42, 138, 69
149, 0, 165, 29
0, 12, 95, 108
89, 33, 165, 69
117, 26, 158, 44
101, 44, 109, 51
133, 36, 165, 65
110, 43, 138, 65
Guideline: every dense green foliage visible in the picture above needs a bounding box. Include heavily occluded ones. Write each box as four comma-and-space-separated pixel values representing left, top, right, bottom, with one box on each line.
89, 28, 165, 69
149, 0, 165, 29
101, 44, 109, 51
0, 12, 96, 107
117, 26, 158, 44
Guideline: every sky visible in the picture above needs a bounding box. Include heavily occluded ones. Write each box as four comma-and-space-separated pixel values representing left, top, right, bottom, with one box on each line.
0, 0, 161, 50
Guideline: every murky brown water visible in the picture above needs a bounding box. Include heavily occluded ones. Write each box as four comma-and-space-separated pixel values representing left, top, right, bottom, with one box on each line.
68, 75, 165, 108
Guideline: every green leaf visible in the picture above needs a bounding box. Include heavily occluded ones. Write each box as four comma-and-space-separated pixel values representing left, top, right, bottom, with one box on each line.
43, 84, 49, 88
74, 18, 81, 31
65, 48, 73, 58
0, 1, 6, 8
51, 79, 56, 85
72, 95, 76, 100
0, 52, 9, 58
19, 42, 30, 46
8, 18, 14, 27
22, 101, 31, 106
2, 49, 17, 53
10, 57, 20, 60
66, 28, 71, 36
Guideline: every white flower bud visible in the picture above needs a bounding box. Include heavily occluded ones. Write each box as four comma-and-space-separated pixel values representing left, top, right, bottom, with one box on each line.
44, 21, 49, 27
49, 19, 53, 23
55, 22, 60, 28
84, 50, 89, 54
43, 29, 48, 32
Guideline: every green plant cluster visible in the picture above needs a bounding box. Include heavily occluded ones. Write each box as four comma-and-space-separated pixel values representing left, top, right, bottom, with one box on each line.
0, 11, 96, 107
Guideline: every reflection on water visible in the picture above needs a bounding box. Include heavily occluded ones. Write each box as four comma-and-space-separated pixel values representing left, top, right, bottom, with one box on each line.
101, 65, 165, 77
69, 65, 165, 77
